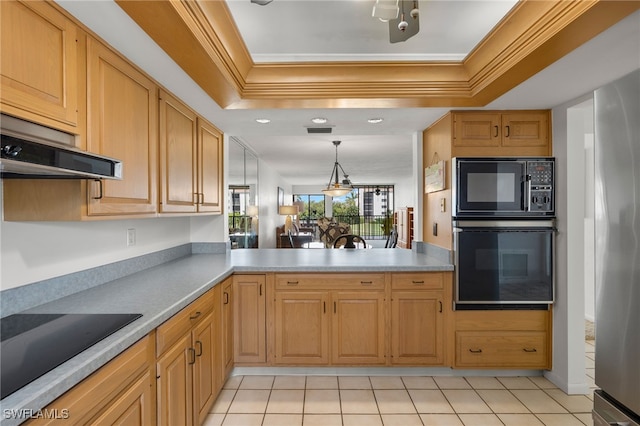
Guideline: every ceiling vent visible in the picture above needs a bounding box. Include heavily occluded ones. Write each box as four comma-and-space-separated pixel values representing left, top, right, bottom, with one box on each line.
306, 126, 333, 134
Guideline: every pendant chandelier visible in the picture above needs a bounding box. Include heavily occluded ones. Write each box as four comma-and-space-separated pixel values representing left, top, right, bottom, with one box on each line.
322, 141, 353, 197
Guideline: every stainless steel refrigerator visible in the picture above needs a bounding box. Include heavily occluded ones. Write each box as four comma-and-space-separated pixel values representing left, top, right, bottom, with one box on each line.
593, 69, 640, 425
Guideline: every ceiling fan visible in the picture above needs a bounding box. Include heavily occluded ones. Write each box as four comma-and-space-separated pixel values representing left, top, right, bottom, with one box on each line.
372, 0, 420, 43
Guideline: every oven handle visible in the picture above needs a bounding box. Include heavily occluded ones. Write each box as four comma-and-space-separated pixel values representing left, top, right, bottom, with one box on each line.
524, 176, 532, 212
453, 219, 555, 230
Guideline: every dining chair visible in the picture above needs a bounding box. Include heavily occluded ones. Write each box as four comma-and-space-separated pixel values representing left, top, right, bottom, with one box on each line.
385, 225, 398, 248
333, 234, 366, 249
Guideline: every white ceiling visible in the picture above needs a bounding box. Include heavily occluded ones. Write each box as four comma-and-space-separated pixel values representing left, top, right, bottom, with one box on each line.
56, 1, 640, 187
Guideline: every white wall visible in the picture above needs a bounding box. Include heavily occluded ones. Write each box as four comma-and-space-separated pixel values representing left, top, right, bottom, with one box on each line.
0, 178, 226, 290
257, 159, 292, 248
546, 95, 593, 394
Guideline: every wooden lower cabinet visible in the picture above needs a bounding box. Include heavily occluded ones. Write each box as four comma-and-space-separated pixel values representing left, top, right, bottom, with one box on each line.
26, 335, 155, 426
274, 291, 330, 365
233, 275, 266, 364
453, 310, 552, 369
332, 292, 386, 365
221, 278, 234, 377
391, 291, 444, 365
272, 274, 386, 366
156, 288, 221, 426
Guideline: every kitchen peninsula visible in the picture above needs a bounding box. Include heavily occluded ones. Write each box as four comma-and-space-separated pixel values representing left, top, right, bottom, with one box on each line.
0, 246, 458, 426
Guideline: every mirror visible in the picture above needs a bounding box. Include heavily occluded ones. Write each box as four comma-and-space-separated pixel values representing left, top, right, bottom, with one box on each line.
228, 138, 259, 248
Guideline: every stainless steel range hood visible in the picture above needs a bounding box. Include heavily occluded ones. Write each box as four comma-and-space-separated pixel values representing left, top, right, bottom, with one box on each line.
1, 114, 122, 179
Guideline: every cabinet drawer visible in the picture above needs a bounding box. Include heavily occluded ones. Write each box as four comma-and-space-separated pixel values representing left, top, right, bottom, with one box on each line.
275, 273, 385, 290
456, 331, 548, 368
391, 273, 443, 290
156, 290, 214, 356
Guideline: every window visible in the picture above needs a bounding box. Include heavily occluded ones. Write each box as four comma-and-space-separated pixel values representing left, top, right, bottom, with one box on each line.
293, 194, 325, 226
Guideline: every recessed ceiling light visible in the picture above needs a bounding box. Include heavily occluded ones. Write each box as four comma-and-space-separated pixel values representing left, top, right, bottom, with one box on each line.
367, 118, 384, 124
255, 118, 271, 124
311, 117, 328, 124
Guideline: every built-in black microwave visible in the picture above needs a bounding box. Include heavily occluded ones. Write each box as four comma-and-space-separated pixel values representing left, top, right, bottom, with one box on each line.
452, 157, 555, 218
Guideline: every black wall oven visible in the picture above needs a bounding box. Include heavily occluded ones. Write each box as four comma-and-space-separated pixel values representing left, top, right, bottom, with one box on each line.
453, 220, 555, 308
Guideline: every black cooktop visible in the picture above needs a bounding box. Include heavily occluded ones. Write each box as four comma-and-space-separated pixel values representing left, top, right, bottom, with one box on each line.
1, 313, 141, 400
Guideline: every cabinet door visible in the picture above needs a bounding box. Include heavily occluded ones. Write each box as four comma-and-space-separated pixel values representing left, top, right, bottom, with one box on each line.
331, 292, 386, 365
86, 37, 158, 216
192, 313, 216, 426
501, 112, 549, 148
211, 285, 224, 395
0, 1, 78, 129
274, 291, 330, 365
233, 275, 266, 363
391, 291, 444, 365
221, 279, 234, 377
156, 333, 193, 426
453, 112, 501, 147
197, 119, 223, 213
159, 90, 198, 213
88, 371, 153, 426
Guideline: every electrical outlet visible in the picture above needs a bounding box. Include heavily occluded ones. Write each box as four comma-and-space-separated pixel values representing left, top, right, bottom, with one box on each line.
127, 228, 136, 247
440, 198, 446, 212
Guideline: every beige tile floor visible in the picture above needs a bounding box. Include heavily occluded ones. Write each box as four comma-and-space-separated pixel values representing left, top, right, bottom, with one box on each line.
204, 340, 597, 426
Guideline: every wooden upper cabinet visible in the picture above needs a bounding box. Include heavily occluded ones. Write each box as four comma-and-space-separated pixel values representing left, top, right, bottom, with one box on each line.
501, 112, 549, 148
0, 1, 79, 131
453, 113, 501, 148
159, 90, 198, 213
197, 120, 223, 213
158, 90, 223, 214
86, 37, 158, 216
452, 111, 550, 155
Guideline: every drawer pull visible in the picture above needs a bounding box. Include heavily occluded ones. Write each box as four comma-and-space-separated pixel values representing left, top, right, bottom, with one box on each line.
189, 311, 202, 320
360, 281, 373, 285
287, 281, 299, 286
523, 348, 538, 353
469, 348, 483, 353
412, 280, 425, 285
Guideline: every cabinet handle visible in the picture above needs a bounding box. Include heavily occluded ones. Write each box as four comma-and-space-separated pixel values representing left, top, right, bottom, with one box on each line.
469, 348, 483, 353
195, 340, 203, 357
360, 281, 373, 285
505, 125, 510, 137
194, 192, 199, 205
259, 284, 262, 296
188, 347, 196, 364
200, 193, 204, 204
494, 125, 499, 138
412, 280, 424, 285
223, 292, 229, 305
439, 301, 443, 313
323, 301, 326, 313
523, 348, 537, 353
190, 311, 201, 320
92, 179, 103, 200
286, 281, 299, 286
334, 301, 337, 314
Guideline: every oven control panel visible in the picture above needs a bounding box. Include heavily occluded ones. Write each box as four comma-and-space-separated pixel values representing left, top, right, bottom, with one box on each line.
527, 161, 554, 186
527, 160, 554, 212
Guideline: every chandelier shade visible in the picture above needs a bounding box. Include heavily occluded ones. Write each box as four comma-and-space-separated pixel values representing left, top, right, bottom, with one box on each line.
322, 141, 353, 197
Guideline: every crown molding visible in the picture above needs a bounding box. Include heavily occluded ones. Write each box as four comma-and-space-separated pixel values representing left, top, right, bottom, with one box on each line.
116, 0, 640, 110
